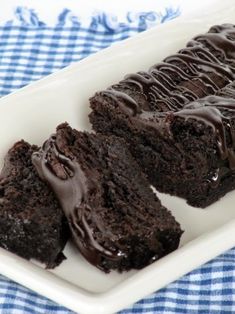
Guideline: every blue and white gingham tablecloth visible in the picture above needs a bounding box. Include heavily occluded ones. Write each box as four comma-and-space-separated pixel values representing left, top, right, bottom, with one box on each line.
0, 4, 235, 314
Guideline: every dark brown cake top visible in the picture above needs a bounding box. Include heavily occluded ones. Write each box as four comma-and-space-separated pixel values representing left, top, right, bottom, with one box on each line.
95, 24, 235, 115
189, 24, 235, 61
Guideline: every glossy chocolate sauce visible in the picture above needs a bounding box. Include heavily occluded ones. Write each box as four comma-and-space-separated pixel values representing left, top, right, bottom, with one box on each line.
100, 89, 141, 116
32, 136, 124, 271
103, 24, 235, 114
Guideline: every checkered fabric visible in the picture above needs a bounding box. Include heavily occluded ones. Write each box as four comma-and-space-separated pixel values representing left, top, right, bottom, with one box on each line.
0, 5, 235, 314
0, 6, 180, 96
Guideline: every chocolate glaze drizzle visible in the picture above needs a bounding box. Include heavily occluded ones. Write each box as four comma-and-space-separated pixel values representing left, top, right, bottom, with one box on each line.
100, 89, 141, 116
192, 25, 235, 60
32, 136, 124, 271
101, 24, 235, 114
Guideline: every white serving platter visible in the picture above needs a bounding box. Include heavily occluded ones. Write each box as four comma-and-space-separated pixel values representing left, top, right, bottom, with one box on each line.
1, 1, 235, 313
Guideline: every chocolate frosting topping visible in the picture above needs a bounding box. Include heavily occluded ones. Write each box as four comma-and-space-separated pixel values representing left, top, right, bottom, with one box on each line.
32, 135, 124, 270
101, 24, 235, 115
192, 24, 235, 60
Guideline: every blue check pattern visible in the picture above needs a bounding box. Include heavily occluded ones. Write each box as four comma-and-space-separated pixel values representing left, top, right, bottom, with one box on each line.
1, 250, 235, 314
0, 5, 235, 314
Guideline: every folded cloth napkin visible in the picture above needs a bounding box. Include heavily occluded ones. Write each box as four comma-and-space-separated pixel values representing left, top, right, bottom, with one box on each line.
0, 4, 235, 314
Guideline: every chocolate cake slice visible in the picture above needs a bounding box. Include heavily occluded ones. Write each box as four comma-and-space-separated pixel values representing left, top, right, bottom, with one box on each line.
32, 123, 182, 272
0, 141, 69, 268
89, 24, 235, 208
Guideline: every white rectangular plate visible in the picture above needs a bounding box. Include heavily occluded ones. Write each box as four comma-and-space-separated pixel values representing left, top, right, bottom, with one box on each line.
1, 1, 235, 313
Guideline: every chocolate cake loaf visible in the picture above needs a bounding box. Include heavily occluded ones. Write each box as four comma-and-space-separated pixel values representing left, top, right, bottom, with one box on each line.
0, 141, 69, 268
89, 24, 235, 208
32, 123, 182, 272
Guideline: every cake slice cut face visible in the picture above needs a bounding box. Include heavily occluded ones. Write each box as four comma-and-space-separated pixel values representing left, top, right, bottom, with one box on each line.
32, 123, 182, 273
141, 95, 235, 207
0, 141, 69, 268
